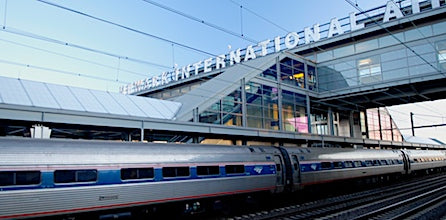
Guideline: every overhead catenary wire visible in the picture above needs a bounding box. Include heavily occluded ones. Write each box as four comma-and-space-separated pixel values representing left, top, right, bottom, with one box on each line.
0, 36, 152, 78
344, 0, 445, 77
1, 26, 171, 70
17, 0, 442, 116
228, 0, 290, 33
140, 0, 258, 43
36, 0, 215, 58
0, 58, 132, 84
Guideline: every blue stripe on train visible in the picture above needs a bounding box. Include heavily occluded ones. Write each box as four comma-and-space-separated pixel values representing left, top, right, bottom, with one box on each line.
0, 164, 276, 191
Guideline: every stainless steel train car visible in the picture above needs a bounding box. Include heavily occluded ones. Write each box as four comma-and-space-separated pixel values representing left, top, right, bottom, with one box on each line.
0, 137, 445, 219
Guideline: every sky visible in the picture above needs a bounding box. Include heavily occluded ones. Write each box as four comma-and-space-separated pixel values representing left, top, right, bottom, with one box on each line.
0, 0, 444, 143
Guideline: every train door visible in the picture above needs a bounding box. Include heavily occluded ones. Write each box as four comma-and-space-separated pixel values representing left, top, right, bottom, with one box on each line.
401, 150, 411, 174
273, 155, 285, 193
291, 155, 301, 190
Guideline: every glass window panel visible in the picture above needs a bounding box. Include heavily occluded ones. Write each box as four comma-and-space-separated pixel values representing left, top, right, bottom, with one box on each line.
382, 58, 408, 71
197, 166, 220, 176
54, 170, 76, 183
223, 113, 242, 126
0, 172, 14, 186
409, 63, 436, 75
405, 25, 433, 42
247, 116, 263, 128
407, 53, 438, 66
433, 21, 446, 35
382, 68, 409, 80
77, 170, 97, 182
121, 168, 138, 180
225, 165, 245, 174
380, 48, 406, 62
127, 168, 153, 179
379, 33, 404, 47
260, 64, 277, 80
356, 39, 378, 53
334, 61, 356, 72
246, 104, 262, 117
15, 171, 40, 185
333, 45, 354, 58
317, 50, 333, 62
409, 43, 435, 55
307, 65, 316, 91
199, 105, 221, 124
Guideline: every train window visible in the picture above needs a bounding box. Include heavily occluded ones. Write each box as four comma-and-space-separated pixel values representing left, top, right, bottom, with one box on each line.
121, 168, 154, 180
333, 161, 343, 169
225, 165, 245, 174
249, 147, 255, 152
372, 160, 381, 166
380, 160, 388, 165
0, 171, 40, 186
54, 170, 97, 183
353, 161, 363, 167
162, 167, 190, 178
292, 155, 299, 170
197, 166, 220, 176
344, 161, 354, 168
397, 159, 403, 164
365, 160, 373, 167
321, 162, 332, 170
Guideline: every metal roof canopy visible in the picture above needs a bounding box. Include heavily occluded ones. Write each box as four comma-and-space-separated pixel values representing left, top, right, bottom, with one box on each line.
0, 76, 182, 120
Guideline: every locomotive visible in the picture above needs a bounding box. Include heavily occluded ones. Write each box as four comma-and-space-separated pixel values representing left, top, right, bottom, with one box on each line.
0, 137, 445, 219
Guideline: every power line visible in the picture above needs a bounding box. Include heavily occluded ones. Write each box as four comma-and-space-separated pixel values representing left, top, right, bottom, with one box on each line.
1, 26, 171, 70
36, 0, 215, 58
0, 36, 150, 78
0, 58, 132, 84
228, 0, 290, 33
344, 0, 444, 77
140, 0, 258, 43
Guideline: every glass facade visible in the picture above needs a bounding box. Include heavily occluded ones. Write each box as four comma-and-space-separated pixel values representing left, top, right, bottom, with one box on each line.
150, 8, 446, 143
317, 20, 446, 93
366, 108, 403, 142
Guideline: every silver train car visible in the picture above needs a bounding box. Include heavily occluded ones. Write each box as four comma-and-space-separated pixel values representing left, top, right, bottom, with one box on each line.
0, 137, 445, 219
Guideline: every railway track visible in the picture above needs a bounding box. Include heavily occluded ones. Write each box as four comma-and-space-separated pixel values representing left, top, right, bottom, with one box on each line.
227, 174, 446, 220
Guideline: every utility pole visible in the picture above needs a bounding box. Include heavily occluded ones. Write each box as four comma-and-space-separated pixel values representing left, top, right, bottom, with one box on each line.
410, 112, 415, 136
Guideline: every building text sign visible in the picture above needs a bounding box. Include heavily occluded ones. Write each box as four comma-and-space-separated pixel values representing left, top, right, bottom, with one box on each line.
120, 0, 441, 95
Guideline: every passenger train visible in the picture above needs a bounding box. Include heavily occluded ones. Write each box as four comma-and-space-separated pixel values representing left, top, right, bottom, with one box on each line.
0, 137, 445, 219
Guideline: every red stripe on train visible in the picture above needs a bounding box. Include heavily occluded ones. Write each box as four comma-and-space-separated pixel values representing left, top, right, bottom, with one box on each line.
0, 186, 275, 219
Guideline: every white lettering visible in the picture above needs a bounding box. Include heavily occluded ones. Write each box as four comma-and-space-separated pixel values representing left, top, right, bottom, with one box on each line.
229, 48, 241, 65
161, 72, 168, 85
258, 39, 270, 56
383, 1, 404, 22
244, 45, 256, 61
216, 54, 226, 69
151, 76, 159, 87
432, 0, 440, 8
181, 65, 191, 79
411, 0, 420, 14
193, 61, 202, 75
204, 57, 213, 73
274, 36, 281, 52
349, 12, 364, 31
285, 32, 299, 49
327, 17, 344, 38
304, 24, 321, 44
174, 68, 181, 81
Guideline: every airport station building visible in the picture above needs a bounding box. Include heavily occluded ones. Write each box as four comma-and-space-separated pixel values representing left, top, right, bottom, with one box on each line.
0, 0, 445, 149
121, 0, 446, 145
